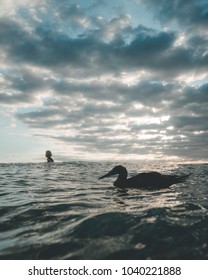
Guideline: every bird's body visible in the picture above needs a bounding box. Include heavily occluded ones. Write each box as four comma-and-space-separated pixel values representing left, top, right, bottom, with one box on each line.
99, 165, 190, 189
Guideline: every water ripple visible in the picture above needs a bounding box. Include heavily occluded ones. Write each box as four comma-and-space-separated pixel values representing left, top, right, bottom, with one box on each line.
0, 162, 208, 259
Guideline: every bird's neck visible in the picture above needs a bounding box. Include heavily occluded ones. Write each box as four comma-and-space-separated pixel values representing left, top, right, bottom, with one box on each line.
114, 170, 128, 188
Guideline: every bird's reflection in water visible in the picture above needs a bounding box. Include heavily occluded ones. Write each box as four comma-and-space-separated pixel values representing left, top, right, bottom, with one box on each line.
112, 186, 181, 213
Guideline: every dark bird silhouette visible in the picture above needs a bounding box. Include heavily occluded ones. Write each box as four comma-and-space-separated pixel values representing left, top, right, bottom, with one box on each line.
99, 165, 191, 189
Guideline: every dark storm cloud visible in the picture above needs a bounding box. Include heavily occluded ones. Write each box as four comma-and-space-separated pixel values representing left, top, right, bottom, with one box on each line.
0, 92, 33, 104
57, 3, 87, 26
53, 79, 173, 105
120, 29, 175, 61
171, 115, 208, 132
10, 71, 48, 93
0, 67, 50, 104
171, 83, 208, 109
142, 0, 208, 31
0, 13, 206, 78
16, 101, 124, 127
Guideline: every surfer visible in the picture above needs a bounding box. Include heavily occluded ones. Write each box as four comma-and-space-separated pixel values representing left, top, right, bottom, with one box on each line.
45, 150, 54, 162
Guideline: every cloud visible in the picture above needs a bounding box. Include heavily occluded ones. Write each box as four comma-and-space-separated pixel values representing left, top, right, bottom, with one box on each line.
141, 0, 208, 32
57, 3, 90, 28
1, 13, 206, 78
1, 0, 208, 162
14, 75, 208, 161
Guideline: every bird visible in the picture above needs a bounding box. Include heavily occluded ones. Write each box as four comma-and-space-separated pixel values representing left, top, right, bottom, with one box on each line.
98, 165, 191, 189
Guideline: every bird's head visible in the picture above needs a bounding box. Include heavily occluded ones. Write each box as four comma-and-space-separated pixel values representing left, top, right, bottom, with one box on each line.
98, 165, 127, 179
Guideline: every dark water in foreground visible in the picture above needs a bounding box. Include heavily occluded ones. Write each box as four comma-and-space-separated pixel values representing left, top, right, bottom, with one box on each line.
0, 162, 208, 260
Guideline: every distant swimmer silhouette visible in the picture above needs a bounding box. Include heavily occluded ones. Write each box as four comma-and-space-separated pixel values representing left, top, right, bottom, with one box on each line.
45, 150, 54, 162
99, 165, 191, 189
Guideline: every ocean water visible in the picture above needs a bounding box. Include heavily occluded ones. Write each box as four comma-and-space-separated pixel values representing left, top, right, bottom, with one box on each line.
0, 161, 208, 260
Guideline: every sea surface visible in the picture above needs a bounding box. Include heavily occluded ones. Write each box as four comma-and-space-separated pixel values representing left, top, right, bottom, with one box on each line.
0, 161, 208, 260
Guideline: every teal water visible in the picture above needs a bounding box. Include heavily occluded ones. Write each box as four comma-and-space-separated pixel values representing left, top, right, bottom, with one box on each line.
0, 162, 208, 259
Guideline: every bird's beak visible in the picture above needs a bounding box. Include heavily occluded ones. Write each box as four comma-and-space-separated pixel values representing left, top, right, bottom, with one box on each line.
98, 169, 115, 180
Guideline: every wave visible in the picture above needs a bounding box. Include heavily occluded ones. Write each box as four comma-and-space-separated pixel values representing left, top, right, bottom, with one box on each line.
0, 162, 208, 259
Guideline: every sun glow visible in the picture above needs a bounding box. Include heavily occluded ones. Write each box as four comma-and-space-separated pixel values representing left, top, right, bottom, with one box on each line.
120, 70, 152, 85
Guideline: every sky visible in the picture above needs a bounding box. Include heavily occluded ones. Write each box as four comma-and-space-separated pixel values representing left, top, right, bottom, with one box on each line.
0, 0, 208, 163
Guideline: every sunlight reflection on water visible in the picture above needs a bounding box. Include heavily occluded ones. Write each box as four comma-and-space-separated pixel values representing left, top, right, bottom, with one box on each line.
0, 162, 208, 259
